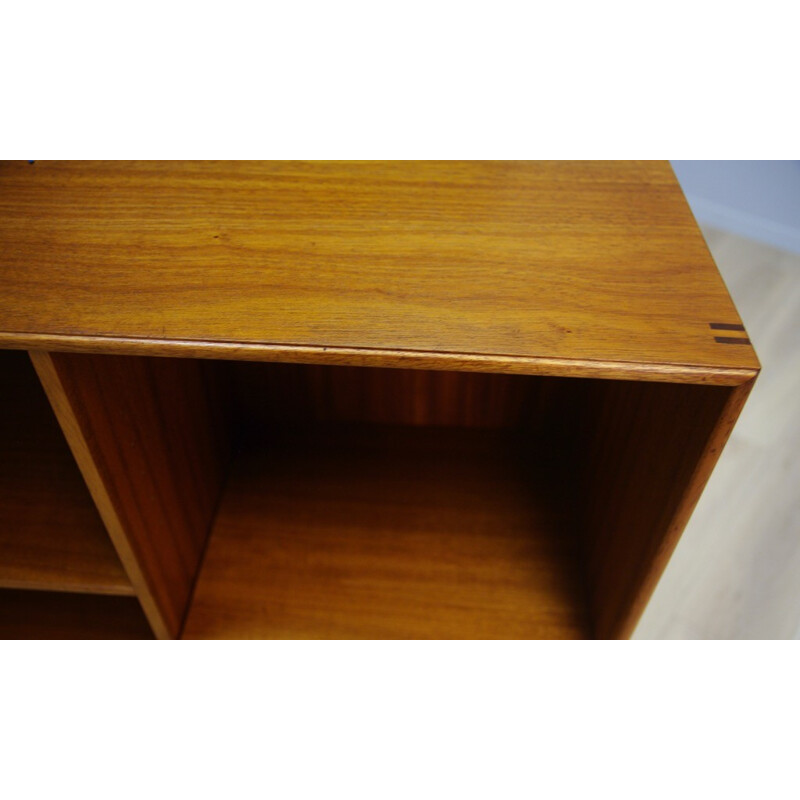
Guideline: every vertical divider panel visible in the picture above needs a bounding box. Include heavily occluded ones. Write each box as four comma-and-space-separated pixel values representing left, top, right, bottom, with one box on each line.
30, 351, 230, 639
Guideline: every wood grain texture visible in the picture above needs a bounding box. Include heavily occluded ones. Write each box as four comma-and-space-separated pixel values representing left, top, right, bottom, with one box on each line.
0, 161, 758, 382
0, 333, 756, 386
183, 426, 589, 639
0, 350, 132, 595
31, 351, 230, 639
576, 378, 753, 639
0, 161, 760, 638
0, 589, 153, 639
223, 361, 582, 438
636, 227, 800, 639
237, 364, 756, 640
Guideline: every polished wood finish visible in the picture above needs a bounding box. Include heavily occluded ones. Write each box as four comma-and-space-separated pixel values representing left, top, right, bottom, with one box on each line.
574, 378, 754, 638
188, 363, 750, 639
184, 426, 589, 639
638, 228, 799, 639
0, 162, 759, 639
0, 161, 757, 384
30, 352, 229, 639
0, 589, 152, 639
0, 351, 132, 595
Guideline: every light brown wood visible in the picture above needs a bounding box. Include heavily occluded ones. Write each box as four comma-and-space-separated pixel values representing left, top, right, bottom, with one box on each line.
0, 350, 132, 595
0, 589, 153, 639
0, 162, 760, 639
183, 425, 590, 639
31, 351, 230, 639
0, 161, 757, 384
0, 332, 757, 386
637, 228, 800, 639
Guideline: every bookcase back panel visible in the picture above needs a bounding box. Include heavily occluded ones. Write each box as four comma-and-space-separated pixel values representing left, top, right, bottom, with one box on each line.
221, 362, 578, 437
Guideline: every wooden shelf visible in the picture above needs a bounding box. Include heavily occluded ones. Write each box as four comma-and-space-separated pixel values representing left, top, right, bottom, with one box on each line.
183, 426, 590, 639
0, 162, 759, 639
0, 351, 132, 596
0, 589, 152, 639
0, 161, 758, 383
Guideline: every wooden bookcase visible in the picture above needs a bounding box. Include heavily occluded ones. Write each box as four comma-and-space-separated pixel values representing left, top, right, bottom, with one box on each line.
0, 350, 152, 637
0, 161, 759, 639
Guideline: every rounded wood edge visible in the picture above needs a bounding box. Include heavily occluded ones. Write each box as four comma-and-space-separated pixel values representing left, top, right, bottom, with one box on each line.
0, 578, 136, 597
2, 333, 758, 387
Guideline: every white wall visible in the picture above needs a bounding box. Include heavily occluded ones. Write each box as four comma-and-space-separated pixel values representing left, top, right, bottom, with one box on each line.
671, 161, 800, 255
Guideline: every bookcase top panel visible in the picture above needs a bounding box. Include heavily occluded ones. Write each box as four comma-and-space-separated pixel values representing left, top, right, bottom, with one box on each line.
0, 161, 758, 383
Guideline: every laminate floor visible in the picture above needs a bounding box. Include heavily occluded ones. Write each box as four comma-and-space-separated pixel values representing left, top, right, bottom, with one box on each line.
634, 227, 800, 639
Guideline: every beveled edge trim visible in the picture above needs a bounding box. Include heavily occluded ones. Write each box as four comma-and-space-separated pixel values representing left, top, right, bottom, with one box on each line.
2, 331, 759, 386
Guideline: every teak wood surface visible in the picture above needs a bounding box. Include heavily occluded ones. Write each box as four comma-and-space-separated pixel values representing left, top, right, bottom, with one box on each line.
0, 351, 132, 596
30, 352, 229, 639
577, 376, 755, 638
184, 426, 589, 639
0, 161, 760, 639
0, 161, 758, 384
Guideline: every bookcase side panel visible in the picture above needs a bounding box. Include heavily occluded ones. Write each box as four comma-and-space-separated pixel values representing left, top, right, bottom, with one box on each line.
578, 377, 754, 639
